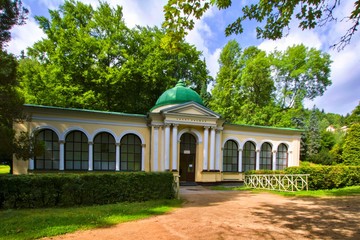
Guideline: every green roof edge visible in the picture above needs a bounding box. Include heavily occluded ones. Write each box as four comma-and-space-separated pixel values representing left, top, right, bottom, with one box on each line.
224, 122, 304, 132
24, 104, 147, 118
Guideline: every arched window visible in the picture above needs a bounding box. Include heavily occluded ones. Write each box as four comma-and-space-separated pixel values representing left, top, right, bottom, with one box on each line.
65, 131, 88, 170
260, 142, 272, 170
34, 129, 59, 170
120, 134, 142, 171
223, 140, 238, 172
277, 144, 288, 170
93, 132, 116, 171
242, 141, 256, 172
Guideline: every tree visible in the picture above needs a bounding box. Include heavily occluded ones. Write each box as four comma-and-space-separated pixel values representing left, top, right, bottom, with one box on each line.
19, 0, 209, 114
320, 130, 336, 150
306, 106, 321, 159
209, 40, 242, 121
0, 0, 28, 48
345, 102, 360, 125
0, 0, 28, 172
271, 44, 332, 109
342, 123, 360, 165
163, 0, 360, 51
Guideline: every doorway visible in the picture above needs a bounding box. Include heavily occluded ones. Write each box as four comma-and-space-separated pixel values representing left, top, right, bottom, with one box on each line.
179, 133, 196, 182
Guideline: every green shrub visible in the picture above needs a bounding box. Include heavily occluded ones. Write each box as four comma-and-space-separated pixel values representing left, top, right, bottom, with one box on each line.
0, 172, 175, 209
284, 165, 360, 190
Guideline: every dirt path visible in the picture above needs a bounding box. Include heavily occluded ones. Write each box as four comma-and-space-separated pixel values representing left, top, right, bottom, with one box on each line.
46, 186, 360, 240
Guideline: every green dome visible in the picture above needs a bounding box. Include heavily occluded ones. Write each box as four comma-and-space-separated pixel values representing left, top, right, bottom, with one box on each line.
152, 80, 204, 110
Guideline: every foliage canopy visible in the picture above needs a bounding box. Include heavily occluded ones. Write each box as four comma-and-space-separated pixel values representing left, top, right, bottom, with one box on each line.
19, 0, 210, 114
163, 0, 360, 51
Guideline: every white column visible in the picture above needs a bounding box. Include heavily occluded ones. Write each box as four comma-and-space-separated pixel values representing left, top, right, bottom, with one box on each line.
172, 124, 178, 171
209, 127, 216, 171
272, 150, 277, 170
288, 151, 293, 167
59, 141, 64, 170
256, 149, 260, 170
141, 144, 146, 171
161, 126, 165, 171
153, 126, 159, 171
115, 143, 120, 171
238, 149, 243, 172
203, 126, 209, 170
215, 129, 221, 171
88, 142, 93, 171
29, 158, 34, 170
164, 124, 170, 170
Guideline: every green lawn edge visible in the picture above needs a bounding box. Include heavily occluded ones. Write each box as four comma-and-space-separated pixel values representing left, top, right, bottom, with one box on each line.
0, 199, 182, 240
209, 185, 360, 197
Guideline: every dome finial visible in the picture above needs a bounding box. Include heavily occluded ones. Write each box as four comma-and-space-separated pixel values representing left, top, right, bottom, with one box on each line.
176, 79, 186, 87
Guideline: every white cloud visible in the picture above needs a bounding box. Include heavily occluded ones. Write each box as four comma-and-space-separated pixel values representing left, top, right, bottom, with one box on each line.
185, 7, 221, 78
6, 17, 45, 56
258, 28, 322, 52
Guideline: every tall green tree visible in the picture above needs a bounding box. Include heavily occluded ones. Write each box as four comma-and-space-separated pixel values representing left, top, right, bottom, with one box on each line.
163, 0, 360, 51
209, 40, 242, 121
0, 50, 25, 169
19, 0, 209, 114
345, 102, 360, 125
306, 106, 321, 159
210, 42, 276, 124
342, 123, 360, 165
271, 44, 332, 109
0, 0, 28, 172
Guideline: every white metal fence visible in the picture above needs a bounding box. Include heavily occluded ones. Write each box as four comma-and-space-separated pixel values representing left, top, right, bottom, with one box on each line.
244, 174, 310, 192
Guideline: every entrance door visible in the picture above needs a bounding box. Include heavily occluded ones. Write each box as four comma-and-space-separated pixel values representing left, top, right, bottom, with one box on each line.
179, 133, 196, 182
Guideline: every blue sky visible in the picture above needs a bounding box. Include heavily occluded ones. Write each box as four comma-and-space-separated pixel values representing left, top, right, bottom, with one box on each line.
6, 0, 360, 116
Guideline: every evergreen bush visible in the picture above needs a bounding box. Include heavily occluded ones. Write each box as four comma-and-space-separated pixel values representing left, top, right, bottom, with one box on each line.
0, 172, 175, 209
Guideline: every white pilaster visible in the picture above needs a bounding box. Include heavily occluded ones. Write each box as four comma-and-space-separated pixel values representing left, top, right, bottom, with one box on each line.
153, 126, 159, 171
272, 150, 277, 170
59, 141, 64, 170
203, 126, 209, 170
209, 127, 215, 170
256, 149, 260, 170
88, 142, 93, 171
161, 126, 165, 171
215, 129, 221, 171
115, 143, 120, 171
238, 149, 243, 172
288, 150, 293, 167
141, 144, 146, 171
164, 124, 170, 170
172, 124, 178, 171
29, 158, 34, 170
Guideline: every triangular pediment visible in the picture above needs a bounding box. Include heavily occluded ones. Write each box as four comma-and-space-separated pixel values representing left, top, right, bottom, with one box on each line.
161, 102, 221, 118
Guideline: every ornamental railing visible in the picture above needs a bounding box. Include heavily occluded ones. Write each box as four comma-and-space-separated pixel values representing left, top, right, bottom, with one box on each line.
244, 174, 310, 192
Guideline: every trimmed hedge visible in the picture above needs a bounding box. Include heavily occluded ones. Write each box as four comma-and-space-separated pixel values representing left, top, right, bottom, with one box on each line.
284, 165, 360, 190
0, 172, 175, 209
245, 166, 360, 190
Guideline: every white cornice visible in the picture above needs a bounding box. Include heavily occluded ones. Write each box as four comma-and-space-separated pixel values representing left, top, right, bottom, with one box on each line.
32, 116, 148, 128
223, 130, 299, 140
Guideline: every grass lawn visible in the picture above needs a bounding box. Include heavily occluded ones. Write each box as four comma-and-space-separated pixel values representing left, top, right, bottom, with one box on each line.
210, 185, 360, 197
0, 199, 182, 240
0, 165, 10, 174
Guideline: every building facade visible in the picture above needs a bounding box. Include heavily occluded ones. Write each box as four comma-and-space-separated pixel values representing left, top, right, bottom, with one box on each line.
13, 81, 302, 183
